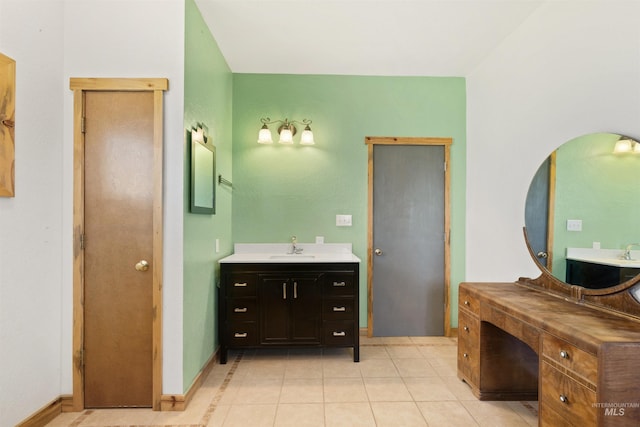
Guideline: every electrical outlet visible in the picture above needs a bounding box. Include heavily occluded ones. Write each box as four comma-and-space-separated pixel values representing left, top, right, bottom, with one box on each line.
567, 219, 582, 232
336, 214, 352, 227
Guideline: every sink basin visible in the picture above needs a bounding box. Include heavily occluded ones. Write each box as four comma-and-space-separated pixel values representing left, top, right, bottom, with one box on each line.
269, 255, 316, 259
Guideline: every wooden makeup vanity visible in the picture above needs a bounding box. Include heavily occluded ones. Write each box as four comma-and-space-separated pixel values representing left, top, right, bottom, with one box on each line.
458, 276, 640, 426
458, 133, 640, 426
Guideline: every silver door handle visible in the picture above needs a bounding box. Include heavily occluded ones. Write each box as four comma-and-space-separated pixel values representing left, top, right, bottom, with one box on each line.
374, 248, 383, 256
537, 251, 548, 259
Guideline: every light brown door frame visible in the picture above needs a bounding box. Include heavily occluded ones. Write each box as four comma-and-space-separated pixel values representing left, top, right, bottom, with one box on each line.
70, 78, 167, 411
365, 136, 453, 337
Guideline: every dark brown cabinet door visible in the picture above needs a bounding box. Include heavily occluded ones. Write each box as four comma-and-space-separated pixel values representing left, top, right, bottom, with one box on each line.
259, 275, 321, 344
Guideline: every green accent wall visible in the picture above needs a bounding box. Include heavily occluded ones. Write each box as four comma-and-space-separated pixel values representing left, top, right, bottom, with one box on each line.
231, 74, 467, 328
183, 0, 233, 392
551, 133, 640, 280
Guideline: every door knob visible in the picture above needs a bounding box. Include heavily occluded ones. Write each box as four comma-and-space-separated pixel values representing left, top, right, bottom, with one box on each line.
374, 248, 383, 256
135, 260, 149, 271
536, 251, 548, 259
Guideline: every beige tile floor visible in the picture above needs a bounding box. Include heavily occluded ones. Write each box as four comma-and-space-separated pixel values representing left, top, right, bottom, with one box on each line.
45, 336, 538, 427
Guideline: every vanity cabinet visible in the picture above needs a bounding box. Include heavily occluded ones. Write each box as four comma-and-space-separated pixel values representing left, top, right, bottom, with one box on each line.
219, 262, 359, 364
566, 259, 640, 289
457, 282, 640, 426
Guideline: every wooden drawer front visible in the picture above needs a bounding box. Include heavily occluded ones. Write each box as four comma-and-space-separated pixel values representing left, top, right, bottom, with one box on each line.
227, 274, 257, 297
458, 310, 479, 343
458, 286, 479, 314
227, 298, 257, 321
541, 361, 596, 426
542, 334, 597, 383
323, 274, 355, 296
323, 298, 355, 320
226, 322, 258, 346
323, 321, 355, 345
539, 403, 575, 427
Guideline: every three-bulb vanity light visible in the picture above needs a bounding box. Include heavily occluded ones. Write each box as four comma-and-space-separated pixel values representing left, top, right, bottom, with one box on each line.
613, 136, 640, 154
257, 117, 315, 145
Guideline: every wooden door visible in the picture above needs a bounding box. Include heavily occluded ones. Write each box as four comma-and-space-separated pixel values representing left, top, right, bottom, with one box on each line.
71, 78, 167, 411
366, 137, 452, 337
83, 91, 154, 407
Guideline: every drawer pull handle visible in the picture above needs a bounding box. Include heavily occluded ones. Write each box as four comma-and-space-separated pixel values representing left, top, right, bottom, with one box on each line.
332, 331, 346, 337
464, 300, 470, 306
463, 353, 468, 358
463, 326, 469, 332
559, 350, 569, 359
234, 307, 248, 313
559, 394, 568, 403
283, 282, 287, 299
234, 282, 248, 287
333, 281, 347, 287
234, 332, 248, 338
294, 281, 298, 299
333, 306, 346, 312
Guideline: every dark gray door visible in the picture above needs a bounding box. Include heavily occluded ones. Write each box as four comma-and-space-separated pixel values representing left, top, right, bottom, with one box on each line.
372, 145, 445, 336
525, 157, 550, 268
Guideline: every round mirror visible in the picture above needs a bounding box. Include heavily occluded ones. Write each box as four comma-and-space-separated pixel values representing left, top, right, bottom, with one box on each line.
524, 132, 640, 289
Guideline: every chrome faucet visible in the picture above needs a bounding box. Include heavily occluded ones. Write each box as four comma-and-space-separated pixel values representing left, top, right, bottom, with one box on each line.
623, 243, 639, 260
289, 236, 303, 254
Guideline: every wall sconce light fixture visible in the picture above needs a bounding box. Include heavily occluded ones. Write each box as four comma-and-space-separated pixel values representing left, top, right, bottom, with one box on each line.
257, 117, 315, 145
613, 136, 640, 154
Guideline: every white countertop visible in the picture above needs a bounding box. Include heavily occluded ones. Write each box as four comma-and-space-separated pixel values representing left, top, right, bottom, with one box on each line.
219, 243, 361, 264
566, 247, 640, 269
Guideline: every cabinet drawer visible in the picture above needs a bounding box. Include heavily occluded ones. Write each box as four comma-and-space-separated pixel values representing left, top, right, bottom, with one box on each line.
541, 361, 596, 426
227, 298, 257, 321
542, 334, 597, 383
323, 274, 355, 296
322, 298, 355, 320
227, 274, 257, 297
458, 286, 479, 314
457, 339, 479, 386
323, 321, 355, 345
226, 322, 258, 346
458, 310, 479, 342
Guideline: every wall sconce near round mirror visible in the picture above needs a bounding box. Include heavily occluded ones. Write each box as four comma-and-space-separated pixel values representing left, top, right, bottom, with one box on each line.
257, 117, 315, 145
613, 135, 640, 154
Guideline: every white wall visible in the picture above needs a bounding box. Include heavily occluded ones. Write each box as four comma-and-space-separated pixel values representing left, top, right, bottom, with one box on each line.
466, 1, 640, 282
0, 1, 65, 425
62, 0, 186, 396
0, 0, 186, 424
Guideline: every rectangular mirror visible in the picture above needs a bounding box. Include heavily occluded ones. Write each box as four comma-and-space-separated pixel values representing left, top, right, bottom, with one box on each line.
190, 128, 215, 214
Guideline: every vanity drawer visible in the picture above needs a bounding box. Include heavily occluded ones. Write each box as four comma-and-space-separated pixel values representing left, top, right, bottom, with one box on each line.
323, 274, 355, 296
226, 274, 258, 297
458, 286, 479, 315
323, 320, 355, 345
322, 298, 355, 320
458, 310, 479, 342
542, 334, 597, 383
227, 298, 258, 321
540, 361, 596, 426
226, 321, 258, 346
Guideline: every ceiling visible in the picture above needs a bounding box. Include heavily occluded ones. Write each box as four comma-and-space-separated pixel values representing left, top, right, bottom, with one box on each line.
195, 0, 544, 77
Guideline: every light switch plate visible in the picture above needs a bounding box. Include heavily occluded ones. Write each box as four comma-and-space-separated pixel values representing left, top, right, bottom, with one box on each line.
336, 214, 352, 227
